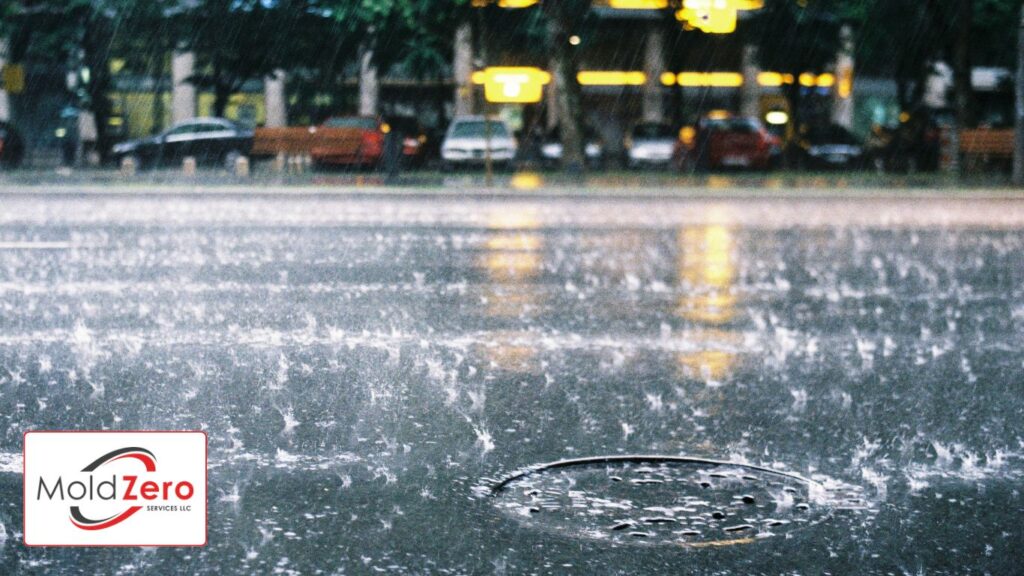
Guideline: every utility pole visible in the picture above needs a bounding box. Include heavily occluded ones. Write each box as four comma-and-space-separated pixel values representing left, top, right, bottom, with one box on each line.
1014, 4, 1024, 186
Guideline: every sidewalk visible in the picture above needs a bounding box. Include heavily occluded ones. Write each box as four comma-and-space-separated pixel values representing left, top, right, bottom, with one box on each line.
0, 166, 1021, 199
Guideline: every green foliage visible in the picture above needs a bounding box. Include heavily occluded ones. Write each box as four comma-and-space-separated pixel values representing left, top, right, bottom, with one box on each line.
747, 0, 843, 74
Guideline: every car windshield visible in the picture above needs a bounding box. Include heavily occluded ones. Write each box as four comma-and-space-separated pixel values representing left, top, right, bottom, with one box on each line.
807, 126, 861, 145
323, 117, 378, 130
386, 117, 421, 135
704, 118, 761, 133
449, 121, 509, 139
632, 124, 674, 139
546, 126, 598, 141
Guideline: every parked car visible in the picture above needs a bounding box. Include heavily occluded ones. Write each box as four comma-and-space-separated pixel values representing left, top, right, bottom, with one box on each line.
386, 116, 431, 168
0, 121, 25, 168
680, 115, 781, 170
441, 116, 517, 169
790, 124, 866, 170
624, 122, 676, 168
539, 125, 605, 169
110, 117, 253, 169
310, 116, 388, 168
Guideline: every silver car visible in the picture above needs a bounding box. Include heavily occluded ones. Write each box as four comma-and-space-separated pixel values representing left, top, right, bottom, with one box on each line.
625, 122, 676, 168
441, 116, 517, 169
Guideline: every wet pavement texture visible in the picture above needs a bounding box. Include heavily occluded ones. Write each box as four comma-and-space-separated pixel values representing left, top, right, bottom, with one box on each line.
0, 193, 1022, 574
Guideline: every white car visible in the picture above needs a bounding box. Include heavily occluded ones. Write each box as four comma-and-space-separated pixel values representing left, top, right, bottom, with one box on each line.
625, 122, 676, 168
441, 116, 517, 169
539, 125, 605, 169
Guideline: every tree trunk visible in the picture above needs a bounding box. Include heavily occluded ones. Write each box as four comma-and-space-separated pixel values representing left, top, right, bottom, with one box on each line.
952, 0, 973, 128
213, 62, 231, 118
950, 0, 973, 174
213, 86, 230, 118
151, 53, 165, 134
782, 82, 803, 169
81, 17, 113, 160
544, 3, 584, 173
1014, 4, 1024, 186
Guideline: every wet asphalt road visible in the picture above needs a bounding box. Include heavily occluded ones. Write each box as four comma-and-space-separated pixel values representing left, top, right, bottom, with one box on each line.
0, 192, 1023, 574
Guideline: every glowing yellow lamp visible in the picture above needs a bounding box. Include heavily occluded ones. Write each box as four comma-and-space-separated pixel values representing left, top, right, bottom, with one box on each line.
607, 0, 669, 8
677, 0, 738, 34
577, 71, 647, 86
676, 0, 763, 34
815, 73, 836, 88
473, 67, 551, 103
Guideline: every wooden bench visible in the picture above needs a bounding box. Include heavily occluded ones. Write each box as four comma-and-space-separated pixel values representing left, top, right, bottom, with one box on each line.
960, 128, 1014, 172
252, 126, 364, 158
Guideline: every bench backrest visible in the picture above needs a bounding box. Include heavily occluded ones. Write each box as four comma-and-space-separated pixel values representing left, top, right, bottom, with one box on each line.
960, 128, 1014, 156
253, 127, 365, 155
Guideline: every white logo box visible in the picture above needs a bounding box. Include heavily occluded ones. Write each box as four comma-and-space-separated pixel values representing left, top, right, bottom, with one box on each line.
23, 431, 207, 546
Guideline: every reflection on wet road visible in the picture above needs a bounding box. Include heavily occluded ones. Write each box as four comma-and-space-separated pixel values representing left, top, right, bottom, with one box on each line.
0, 194, 1022, 574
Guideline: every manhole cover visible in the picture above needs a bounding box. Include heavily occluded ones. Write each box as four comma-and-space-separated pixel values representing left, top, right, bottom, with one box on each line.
485, 455, 853, 547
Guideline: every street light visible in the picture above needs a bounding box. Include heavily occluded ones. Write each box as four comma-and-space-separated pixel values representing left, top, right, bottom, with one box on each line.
471, 67, 551, 185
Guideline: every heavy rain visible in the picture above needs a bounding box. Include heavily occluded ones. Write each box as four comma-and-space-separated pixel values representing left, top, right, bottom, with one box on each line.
0, 1, 1023, 575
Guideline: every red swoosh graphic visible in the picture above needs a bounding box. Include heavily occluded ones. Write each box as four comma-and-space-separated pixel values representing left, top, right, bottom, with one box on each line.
70, 506, 143, 530
106, 453, 156, 472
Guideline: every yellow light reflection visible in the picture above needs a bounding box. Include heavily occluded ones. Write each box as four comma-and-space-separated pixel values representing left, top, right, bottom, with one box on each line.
607, 0, 668, 7
480, 250, 542, 283
677, 348, 735, 381
473, 0, 539, 7
511, 172, 543, 190
676, 72, 744, 87
675, 224, 740, 381
679, 126, 696, 146
815, 73, 835, 88
476, 331, 539, 372
479, 208, 545, 321
837, 68, 853, 98
577, 71, 647, 86
486, 232, 542, 252
757, 72, 784, 87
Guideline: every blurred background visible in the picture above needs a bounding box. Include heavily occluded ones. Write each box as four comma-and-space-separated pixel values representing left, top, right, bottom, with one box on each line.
0, 0, 1018, 177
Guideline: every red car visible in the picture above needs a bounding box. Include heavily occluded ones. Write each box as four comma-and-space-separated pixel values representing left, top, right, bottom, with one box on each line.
311, 116, 387, 168
678, 115, 781, 171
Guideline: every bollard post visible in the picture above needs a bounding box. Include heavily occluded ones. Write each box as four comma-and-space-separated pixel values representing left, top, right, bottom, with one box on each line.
120, 156, 136, 177
234, 155, 250, 178
182, 156, 197, 177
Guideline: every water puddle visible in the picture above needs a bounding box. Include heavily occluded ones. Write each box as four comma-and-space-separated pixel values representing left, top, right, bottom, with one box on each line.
483, 456, 865, 547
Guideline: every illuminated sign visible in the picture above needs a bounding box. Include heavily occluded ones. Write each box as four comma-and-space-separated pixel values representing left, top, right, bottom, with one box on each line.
676, 0, 764, 34
577, 71, 647, 86
605, 0, 669, 8
471, 0, 538, 7
472, 67, 551, 103
675, 72, 744, 87
757, 72, 835, 89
